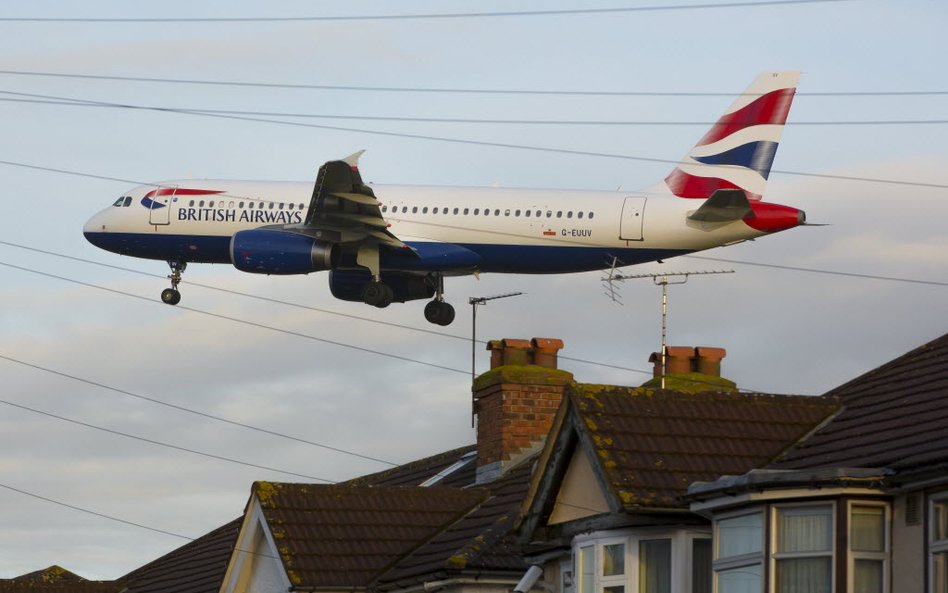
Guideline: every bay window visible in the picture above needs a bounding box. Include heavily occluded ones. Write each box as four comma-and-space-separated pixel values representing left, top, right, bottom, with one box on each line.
772, 504, 834, 593
573, 531, 708, 593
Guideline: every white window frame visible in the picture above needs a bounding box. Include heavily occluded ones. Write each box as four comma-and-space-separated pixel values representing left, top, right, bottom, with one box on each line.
769, 501, 836, 593
847, 501, 889, 593
713, 507, 765, 593
572, 529, 709, 593
929, 493, 948, 593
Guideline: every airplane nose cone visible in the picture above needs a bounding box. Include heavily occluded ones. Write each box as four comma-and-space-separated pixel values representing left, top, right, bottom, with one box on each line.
83, 212, 109, 247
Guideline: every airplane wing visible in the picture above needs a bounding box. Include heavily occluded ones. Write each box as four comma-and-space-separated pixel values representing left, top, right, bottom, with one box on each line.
291, 151, 412, 251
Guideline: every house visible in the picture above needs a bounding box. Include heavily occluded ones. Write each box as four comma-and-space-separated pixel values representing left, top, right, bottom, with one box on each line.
9, 332, 944, 593
686, 331, 948, 593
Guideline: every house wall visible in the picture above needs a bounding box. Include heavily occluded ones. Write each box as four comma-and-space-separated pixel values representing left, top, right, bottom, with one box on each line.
892, 493, 924, 593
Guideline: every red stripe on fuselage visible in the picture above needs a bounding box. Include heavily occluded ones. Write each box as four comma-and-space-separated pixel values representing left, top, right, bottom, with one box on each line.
143, 188, 226, 199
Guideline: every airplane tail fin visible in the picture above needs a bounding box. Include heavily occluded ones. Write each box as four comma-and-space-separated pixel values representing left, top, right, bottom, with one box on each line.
661, 71, 800, 200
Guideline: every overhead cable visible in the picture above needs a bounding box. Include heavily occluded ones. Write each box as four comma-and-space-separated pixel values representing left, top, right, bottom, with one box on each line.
3, 92, 945, 126
1, 68, 940, 97
0, 396, 333, 482
0, 1, 856, 23
0, 351, 397, 467
0, 260, 469, 376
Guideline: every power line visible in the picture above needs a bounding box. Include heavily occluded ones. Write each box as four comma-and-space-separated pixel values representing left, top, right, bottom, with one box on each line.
2, 68, 941, 97
0, 259, 470, 376
683, 254, 948, 286
0, 352, 397, 467
0, 1, 856, 23
0, 482, 193, 541
4, 91, 946, 127
0, 239, 659, 376
0, 396, 332, 482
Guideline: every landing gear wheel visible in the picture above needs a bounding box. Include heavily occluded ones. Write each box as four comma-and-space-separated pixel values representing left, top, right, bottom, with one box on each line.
161, 260, 187, 305
424, 299, 456, 326
362, 281, 394, 308
161, 288, 181, 305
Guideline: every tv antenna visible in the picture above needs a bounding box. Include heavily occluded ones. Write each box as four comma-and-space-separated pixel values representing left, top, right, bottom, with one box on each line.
469, 292, 524, 425
611, 270, 734, 389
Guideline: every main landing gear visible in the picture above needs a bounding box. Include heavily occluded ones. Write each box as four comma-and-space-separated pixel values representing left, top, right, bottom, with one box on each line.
359, 272, 456, 326
160, 260, 186, 305
424, 275, 455, 327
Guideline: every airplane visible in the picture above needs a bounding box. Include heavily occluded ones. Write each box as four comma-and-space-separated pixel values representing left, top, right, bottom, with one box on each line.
84, 71, 806, 326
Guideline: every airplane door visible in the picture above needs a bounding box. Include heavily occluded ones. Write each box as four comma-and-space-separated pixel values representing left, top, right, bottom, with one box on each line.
619, 196, 646, 241
148, 185, 176, 225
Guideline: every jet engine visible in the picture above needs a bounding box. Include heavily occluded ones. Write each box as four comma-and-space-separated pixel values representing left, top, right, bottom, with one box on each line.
231, 229, 338, 274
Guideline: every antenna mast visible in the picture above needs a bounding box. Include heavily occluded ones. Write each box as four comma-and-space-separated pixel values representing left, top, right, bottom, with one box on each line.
612, 270, 734, 389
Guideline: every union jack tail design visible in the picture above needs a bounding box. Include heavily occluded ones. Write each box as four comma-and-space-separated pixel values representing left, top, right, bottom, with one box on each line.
663, 71, 800, 200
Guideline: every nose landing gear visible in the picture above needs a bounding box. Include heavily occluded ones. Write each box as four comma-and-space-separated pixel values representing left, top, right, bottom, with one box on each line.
160, 260, 186, 305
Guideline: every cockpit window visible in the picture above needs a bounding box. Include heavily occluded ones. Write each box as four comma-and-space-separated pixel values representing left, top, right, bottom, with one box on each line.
113, 197, 125, 207
123, 196, 132, 207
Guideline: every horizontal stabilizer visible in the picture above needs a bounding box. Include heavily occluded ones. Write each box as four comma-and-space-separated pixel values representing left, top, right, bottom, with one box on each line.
688, 189, 752, 222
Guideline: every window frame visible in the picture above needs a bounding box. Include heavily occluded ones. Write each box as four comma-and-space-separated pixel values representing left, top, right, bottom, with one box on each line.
713, 508, 765, 593
929, 493, 948, 593
847, 501, 889, 593
769, 501, 836, 593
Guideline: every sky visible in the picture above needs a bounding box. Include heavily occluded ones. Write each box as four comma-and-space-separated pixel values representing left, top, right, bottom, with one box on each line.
0, 0, 946, 580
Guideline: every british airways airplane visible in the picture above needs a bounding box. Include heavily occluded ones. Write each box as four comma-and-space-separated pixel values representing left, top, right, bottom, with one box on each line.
84, 71, 805, 326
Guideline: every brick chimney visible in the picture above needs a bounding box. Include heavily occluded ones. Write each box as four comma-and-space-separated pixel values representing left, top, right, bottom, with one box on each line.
473, 338, 572, 484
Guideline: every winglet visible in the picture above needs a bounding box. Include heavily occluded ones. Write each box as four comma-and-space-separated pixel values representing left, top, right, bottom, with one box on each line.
342, 150, 366, 169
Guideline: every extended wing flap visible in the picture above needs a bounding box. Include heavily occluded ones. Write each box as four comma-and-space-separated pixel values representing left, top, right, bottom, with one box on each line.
302, 152, 414, 254
688, 189, 753, 222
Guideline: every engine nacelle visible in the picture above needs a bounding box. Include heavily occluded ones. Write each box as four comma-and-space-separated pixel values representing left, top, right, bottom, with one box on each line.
231, 229, 338, 275
329, 270, 435, 303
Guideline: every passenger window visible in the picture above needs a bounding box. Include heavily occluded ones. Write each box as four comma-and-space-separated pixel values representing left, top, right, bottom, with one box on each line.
578, 211, 584, 219
279, 203, 285, 209
412, 206, 418, 214
189, 200, 195, 207
494, 209, 500, 216
229, 201, 235, 208
422, 207, 429, 214
589, 212, 595, 219
567, 211, 573, 218
432, 207, 438, 214
402, 206, 408, 213
474, 208, 480, 215
444, 208, 449, 215
209, 201, 215, 208
546, 211, 552, 218
505, 209, 511, 216
557, 211, 563, 218
199, 200, 205, 207
453, 208, 459, 215
299, 203, 305, 210
515, 209, 521, 216
238, 201, 244, 208
525, 210, 531, 217
484, 209, 490, 216
269, 202, 275, 210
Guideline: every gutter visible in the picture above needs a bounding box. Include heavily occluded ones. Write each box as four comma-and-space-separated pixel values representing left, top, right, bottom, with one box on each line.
394, 577, 520, 593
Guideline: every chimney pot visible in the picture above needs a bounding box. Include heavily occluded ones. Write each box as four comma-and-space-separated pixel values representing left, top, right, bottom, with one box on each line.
531, 337, 564, 369
500, 338, 533, 366
694, 346, 726, 377
665, 346, 696, 374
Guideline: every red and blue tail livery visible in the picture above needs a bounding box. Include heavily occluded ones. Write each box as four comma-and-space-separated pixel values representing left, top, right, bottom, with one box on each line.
663, 71, 799, 200
84, 71, 808, 326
